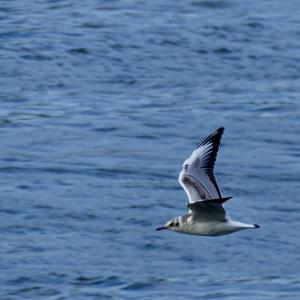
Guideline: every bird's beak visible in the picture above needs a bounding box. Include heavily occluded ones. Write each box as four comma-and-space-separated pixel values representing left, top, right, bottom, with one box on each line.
156, 226, 167, 231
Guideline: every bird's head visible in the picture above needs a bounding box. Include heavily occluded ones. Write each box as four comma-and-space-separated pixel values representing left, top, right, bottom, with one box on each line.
156, 217, 182, 232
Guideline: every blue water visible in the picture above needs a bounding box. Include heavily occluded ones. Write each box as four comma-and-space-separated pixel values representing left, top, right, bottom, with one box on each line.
1, 0, 300, 299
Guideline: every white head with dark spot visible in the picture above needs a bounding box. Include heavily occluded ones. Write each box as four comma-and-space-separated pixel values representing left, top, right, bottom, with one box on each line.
156, 216, 183, 232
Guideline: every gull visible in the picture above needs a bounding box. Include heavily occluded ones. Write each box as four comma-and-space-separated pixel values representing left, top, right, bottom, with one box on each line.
156, 127, 260, 236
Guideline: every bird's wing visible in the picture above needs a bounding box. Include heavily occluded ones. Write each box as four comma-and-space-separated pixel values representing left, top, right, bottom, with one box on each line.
187, 200, 227, 222
179, 127, 224, 203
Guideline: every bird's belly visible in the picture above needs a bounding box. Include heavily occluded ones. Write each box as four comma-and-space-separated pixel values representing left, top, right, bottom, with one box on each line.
183, 222, 235, 236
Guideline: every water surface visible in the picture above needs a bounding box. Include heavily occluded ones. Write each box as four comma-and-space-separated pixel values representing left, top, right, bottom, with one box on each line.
1, 0, 300, 299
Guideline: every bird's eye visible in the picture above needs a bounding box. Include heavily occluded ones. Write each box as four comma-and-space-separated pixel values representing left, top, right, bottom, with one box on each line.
184, 164, 188, 169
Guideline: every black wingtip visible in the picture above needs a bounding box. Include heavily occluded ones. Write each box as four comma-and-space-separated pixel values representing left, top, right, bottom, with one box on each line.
213, 196, 232, 204
214, 127, 224, 136
200, 197, 232, 205
197, 127, 225, 149
253, 224, 261, 228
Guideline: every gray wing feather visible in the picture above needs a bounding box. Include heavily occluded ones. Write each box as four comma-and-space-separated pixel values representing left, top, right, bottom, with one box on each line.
179, 127, 224, 203
187, 201, 227, 222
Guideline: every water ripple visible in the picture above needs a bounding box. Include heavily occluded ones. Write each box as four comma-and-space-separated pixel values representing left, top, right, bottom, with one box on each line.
1, 0, 300, 299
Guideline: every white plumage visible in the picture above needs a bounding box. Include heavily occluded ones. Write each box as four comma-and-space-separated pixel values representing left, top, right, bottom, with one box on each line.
156, 127, 260, 236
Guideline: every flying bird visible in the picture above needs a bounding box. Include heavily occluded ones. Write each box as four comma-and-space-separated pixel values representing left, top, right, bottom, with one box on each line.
156, 127, 260, 236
